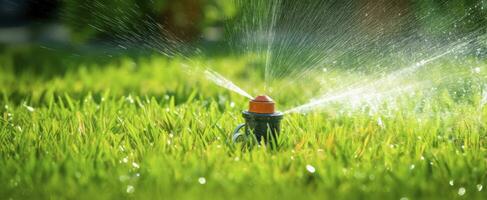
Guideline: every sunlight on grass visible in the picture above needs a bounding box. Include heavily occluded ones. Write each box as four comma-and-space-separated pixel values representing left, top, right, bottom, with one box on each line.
0, 48, 486, 199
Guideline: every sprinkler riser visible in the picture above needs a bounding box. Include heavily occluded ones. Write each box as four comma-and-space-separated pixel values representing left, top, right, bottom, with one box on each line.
232, 95, 283, 146
242, 111, 284, 144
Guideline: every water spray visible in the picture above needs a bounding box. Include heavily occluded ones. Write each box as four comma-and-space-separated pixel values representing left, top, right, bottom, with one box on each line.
232, 95, 284, 146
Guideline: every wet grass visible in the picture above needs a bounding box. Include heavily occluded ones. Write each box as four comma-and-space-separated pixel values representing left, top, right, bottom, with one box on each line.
0, 47, 486, 199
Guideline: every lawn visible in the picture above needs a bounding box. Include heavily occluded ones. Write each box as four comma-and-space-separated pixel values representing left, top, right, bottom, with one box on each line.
0, 46, 486, 199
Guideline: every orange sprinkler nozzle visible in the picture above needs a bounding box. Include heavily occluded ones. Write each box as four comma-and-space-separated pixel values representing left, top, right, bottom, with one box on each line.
249, 95, 275, 114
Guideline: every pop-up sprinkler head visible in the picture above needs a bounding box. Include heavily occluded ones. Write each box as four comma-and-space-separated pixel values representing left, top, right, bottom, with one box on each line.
232, 95, 284, 147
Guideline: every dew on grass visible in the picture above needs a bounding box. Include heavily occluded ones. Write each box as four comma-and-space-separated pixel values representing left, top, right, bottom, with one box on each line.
306, 164, 316, 173
132, 162, 140, 169
481, 89, 487, 107
377, 117, 384, 128
409, 164, 415, 170
477, 184, 483, 191
230, 102, 235, 108
198, 177, 207, 185
473, 67, 481, 73
122, 157, 129, 163
126, 185, 135, 193
9, 178, 19, 187
458, 187, 466, 196
449, 180, 454, 186
400, 197, 409, 200
126, 95, 134, 104
23, 104, 35, 112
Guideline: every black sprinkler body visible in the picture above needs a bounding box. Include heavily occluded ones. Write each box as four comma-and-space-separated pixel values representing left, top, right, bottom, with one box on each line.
232, 95, 284, 146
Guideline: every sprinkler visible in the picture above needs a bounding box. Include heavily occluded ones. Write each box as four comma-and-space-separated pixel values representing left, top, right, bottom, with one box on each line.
232, 95, 284, 146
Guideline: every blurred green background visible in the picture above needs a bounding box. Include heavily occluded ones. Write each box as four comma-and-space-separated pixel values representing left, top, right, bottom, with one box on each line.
63, 0, 487, 42
1, 0, 486, 46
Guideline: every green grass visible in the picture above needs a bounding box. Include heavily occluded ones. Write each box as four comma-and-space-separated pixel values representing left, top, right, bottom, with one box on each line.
0, 47, 486, 199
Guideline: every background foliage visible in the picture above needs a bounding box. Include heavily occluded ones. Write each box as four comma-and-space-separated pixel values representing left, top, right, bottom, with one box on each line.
61, 0, 487, 43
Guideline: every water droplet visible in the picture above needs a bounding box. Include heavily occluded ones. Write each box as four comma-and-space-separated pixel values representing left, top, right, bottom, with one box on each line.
132, 162, 140, 169
458, 187, 466, 196
449, 180, 454, 186
23, 104, 35, 112
409, 164, 415, 170
126, 95, 134, 104
400, 197, 409, 200
230, 102, 235, 108
126, 185, 135, 193
122, 157, 128, 163
377, 117, 385, 128
477, 184, 483, 191
198, 177, 206, 184
474, 67, 481, 74
322, 68, 328, 72
306, 164, 316, 173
